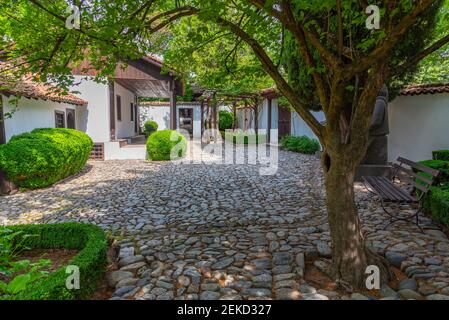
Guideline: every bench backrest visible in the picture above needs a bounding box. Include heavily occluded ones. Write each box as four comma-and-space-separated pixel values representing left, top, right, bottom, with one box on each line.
393, 157, 440, 196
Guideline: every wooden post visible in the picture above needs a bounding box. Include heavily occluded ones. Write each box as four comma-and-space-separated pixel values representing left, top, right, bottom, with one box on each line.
200, 100, 204, 136
253, 98, 258, 135
213, 103, 218, 131
206, 98, 211, 130
232, 101, 237, 130
109, 81, 116, 141
267, 98, 272, 143
169, 79, 177, 130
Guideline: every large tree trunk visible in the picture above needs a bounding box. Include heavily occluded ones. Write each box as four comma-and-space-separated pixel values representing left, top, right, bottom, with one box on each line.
322, 150, 392, 289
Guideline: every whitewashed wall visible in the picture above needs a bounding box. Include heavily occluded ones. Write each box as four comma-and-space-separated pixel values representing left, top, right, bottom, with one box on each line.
2, 95, 79, 142
139, 105, 170, 130
114, 82, 137, 139
291, 110, 325, 142
70, 76, 110, 143
388, 93, 449, 162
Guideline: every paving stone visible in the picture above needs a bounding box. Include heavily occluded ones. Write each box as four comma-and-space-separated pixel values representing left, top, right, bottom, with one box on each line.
200, 291, 221, 300
107, 271, 133, 288
380, 284, 399, 298
385, 251, 406, 268
398, 279, 418, 291
119, 255, 145, 267
398, 289, 422, 300
211, 258, 234, 270
276, 288, 301, 300
4, 147, 449, 301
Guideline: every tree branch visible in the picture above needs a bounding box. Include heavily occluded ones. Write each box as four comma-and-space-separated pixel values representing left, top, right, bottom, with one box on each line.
346, 0, 436, 78
391, 33, 449, 77
216, 16, 324, 142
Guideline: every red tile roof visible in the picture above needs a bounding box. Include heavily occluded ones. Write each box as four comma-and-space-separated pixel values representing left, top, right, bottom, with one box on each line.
400, 83, 449, 96
0, 62, 86, 106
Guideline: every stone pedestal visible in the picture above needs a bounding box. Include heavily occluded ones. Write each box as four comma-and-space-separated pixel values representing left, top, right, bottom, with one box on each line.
355, 136, 391, 181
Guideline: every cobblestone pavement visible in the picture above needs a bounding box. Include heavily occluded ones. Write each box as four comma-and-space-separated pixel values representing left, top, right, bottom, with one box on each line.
1, 148, 449, 300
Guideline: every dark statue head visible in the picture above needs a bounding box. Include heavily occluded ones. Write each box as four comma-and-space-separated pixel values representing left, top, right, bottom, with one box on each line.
378, 84, 389, 101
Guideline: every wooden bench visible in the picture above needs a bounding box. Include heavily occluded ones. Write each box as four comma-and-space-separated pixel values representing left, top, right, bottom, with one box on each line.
363, 157, 440, 230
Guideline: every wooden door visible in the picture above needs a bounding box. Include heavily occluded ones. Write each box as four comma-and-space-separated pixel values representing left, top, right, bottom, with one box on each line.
66, 108, 76, 129
278, 105, 291, 138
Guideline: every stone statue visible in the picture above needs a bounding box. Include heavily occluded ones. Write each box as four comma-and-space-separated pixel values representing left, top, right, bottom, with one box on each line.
369, 84, 389, 138
356, 84, 391, 180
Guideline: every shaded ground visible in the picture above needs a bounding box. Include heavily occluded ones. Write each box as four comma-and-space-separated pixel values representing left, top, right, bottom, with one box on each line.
1, 147, 449, 300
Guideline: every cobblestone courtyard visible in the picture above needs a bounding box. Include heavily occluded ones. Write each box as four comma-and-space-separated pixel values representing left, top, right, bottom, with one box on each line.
2, 148, 449, 300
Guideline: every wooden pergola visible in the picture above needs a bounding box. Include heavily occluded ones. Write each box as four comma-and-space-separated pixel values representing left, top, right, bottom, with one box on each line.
198, 88, 279, 140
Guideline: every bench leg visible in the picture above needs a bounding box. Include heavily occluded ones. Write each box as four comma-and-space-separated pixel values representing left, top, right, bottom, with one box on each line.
380, 200, 424, 233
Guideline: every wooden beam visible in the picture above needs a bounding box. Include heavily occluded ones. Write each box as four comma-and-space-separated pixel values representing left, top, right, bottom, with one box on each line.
200, 100, 204, 136
109, 81, 116, 141
169, 79, 177, 130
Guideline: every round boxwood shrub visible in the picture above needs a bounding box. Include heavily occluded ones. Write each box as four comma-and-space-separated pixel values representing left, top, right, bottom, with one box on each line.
0, 128, 93, 189
0, 223, 108, 300
143, 120, 158, 137
146, 130, 187, 161
219, 110, 234, 131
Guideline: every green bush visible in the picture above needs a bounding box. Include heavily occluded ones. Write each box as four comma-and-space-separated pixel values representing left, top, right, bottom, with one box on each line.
423, 184, 449, 228
433, 150, 449, 161
146, 130, 187, 161
0, 128, 93, 189
0, 223, 108, 300
143, 120, 158, 137
280, 135, 320, 154
419, 160, 449, 183
218, 110, 234, 132
224, 130, 267, 145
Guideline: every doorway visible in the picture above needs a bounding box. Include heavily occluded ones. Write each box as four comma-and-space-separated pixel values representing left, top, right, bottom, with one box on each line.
278, 105, 291, 138
66, 108, 76, 129
179, 108, 193, 135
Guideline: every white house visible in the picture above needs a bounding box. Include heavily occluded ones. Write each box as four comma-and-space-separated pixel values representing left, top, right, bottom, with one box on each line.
1, 57, 184, 160
0, 65, 87, 144
69, 56, 183, 160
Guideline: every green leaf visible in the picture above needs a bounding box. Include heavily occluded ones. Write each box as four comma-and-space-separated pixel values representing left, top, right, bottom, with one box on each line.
8, 274, 31, 294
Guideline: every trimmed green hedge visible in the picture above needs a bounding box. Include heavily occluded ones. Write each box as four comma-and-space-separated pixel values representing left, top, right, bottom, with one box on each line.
280, 135, 320, 154
0, 128, 93, 189
433, 150, 449, 161
146, 130, 187, 161
143, 120, 158, 137
424, 185, 449, 228
224, 131, 267, 145
0, 223, 108, 300
218, 110, 234, 132
419, 160, 449, 183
